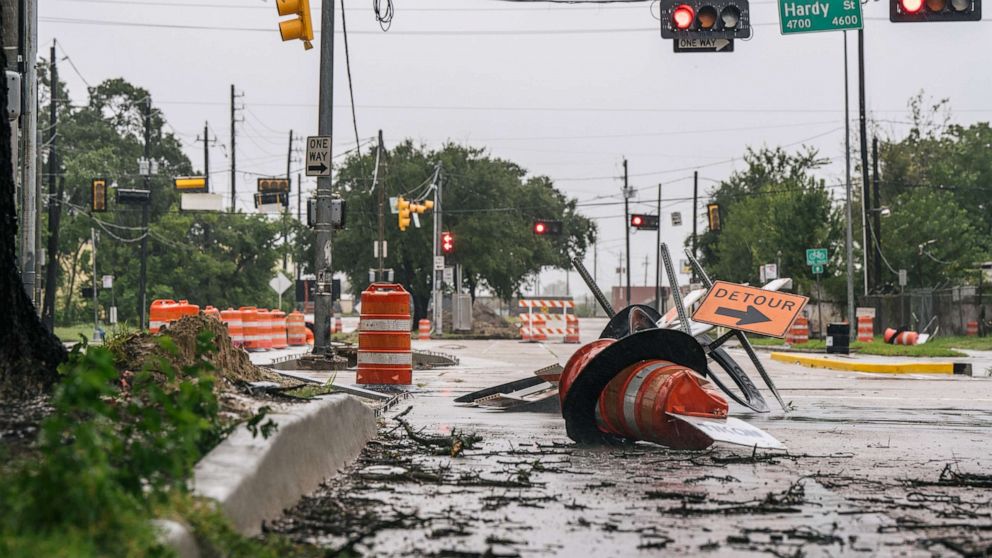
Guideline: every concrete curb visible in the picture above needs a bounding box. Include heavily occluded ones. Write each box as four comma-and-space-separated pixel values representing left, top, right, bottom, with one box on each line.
770, 352, 971, 375
192, 394, 377, 536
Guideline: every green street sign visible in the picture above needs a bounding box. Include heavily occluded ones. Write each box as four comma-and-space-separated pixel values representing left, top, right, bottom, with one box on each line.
806, 248, 828, 266
811, 264, 824, 275
779, 0, 863, 35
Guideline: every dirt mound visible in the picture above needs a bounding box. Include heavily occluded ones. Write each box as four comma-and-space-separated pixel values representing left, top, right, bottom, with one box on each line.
442, 300, 519, 338
114, 314, 278, 384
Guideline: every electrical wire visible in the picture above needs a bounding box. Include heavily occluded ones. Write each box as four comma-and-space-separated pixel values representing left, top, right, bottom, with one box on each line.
373, 0, 395, 31
340, 0, 363, 157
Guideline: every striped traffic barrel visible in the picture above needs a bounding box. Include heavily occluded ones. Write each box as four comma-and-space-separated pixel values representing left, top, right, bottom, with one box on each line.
149, 299, 178, 334
239, 307, 262, 351
418, 319, 431, 341
884, 328, 919, 346
596, 360, 728, 450
203, 305, 221, 321
256, 309, 273, 350
357, 283, 412, 386
967, 321, 979, 337
221, 308, 244, 348
177, 299, 200, 319
270, 310, 288, 349
286, 311, 308, 346
857, 316, 874, 343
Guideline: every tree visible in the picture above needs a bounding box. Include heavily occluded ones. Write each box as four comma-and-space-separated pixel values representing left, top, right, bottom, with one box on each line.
325, 141, 596, 319
1, 17, 65, 398
696, 147, 842, 295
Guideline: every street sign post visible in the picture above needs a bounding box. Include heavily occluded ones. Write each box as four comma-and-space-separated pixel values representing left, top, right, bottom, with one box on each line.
305, 136, 332, 177
779, 0, 863, 34
693, 280, 809, 338
811, 264, 824, 275
806, 248, 828, 266
269, 272, 292, 309
673, 38, 734, 53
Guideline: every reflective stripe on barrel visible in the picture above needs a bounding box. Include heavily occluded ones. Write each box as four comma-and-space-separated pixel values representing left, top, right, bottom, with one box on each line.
221, 309, 244, 347
286, 311, 307, 346
239, 307, 261, 351
357, 283, 412, 386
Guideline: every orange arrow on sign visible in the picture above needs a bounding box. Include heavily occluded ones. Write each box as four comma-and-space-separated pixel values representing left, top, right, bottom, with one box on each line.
692, 281, 809, 338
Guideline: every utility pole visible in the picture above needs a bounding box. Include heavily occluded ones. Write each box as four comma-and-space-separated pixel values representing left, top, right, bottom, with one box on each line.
432, 167, 443, 334
195, 121, 214, 189
858, 29, 870, 297
296, 173, 302, 280
18, 0, 38, 303
643, 254, 649, 285
229, 84, 240, 212
312, 0, 336, 355
138, 98, 151, 329
623, 158, 631, 306
91, 227, 98, 340
41, 41, 60, 330
283, 129, 294, 271
691, 170, 699, 283
593, 240, 599, 317
375, 130, 385, 278
655, 183, 663, 312
843, 32, 856, 336
871, 137, 882, 291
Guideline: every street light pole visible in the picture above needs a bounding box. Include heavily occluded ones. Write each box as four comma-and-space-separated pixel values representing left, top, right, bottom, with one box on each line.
312, 0, 336, 355
843, 31, 856, 336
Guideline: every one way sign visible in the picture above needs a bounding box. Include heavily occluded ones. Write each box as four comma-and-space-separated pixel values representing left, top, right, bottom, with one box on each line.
306, 136, 332, 177
674, 38, 734, 53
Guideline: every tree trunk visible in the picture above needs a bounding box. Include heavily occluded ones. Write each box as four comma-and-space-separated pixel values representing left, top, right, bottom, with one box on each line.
0, 17, 65, 399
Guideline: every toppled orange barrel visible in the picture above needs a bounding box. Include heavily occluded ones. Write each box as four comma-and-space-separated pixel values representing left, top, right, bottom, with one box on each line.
884, 327, 919, 346
150, 299, 178, 333
221, 308, 244, 348
270, 310, 288, 349
286, 311, 308, 346
239, 307, 262, 351
559, 329, 728, 450
357, 283, 412, 385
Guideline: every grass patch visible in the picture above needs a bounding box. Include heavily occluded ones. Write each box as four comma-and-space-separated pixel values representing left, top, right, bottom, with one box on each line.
53, 323, 95, 343
750, 335, 971, 357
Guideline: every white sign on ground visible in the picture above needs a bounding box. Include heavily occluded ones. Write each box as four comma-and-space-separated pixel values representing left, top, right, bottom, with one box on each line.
669, 414, 786, 450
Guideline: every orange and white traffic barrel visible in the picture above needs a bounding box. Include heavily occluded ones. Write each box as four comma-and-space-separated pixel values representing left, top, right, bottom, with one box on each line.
857, 316, 874, 343
239, 307, 262, 351
270, 310, 288, 349
787, 316, 809, 345
564, 314, 580, 344
418, 319, 431, 341
149, 299, 178, 334
203, 305, 221, 321
256, 309, 273, 351
177, 299, 199, 319
884, 327, 919, 346
286, 311, 308, 346
357, 283, 413, 386
221, 308, 244, 348
966, 321, 979, 337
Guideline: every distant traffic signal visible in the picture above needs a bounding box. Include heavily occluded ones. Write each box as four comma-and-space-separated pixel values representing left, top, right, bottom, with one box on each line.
91, 178, 107, 212
707, 203, 721, 232
890, 0, 980, 21
397, 197, 412, 231
441, 231, 455, 255
659, 0, 751, 38
175, 176, 207, 193
630, 214, 660, 231
533, 220, 563, 236
276, 0, 314, 49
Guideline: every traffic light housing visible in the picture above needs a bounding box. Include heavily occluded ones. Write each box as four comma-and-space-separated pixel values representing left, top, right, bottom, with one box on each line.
397, 196, 412, 231
91, 178, 107, 212
276, 0, 314, 50
659, 0, 752, 39
533, 220, 563, 236
441, 231, 455, 255
890, 0, 980, 21
707, 203, 721, 232
175, 176, 207, 193
630, 214, 660, 231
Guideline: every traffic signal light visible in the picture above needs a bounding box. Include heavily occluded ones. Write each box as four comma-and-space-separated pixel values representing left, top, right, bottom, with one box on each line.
91, 178, 107, 212
707, 203, 721, 232
660, 0, 752, 38
175, 176, 207, 193
890, 0, 980, 21
276, 0, 314, 50
441, 231, 455, 255
533, 220, 563, 235
630, 214, 660, 231
397, 196, 412, 231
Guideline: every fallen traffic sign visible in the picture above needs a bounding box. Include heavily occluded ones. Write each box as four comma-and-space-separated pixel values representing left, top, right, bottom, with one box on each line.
673, 38, 734, 53
692, 280, 808, 338
306, 136, 332, 177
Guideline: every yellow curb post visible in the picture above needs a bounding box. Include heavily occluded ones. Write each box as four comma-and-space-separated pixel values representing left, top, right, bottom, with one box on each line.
769, 352, 970, 375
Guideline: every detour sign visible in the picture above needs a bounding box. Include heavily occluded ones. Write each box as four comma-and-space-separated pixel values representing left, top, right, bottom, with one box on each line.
692, 281, 809, 338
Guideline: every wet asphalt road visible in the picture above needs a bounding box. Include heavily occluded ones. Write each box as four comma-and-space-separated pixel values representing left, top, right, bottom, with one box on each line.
264, 320, 992, 557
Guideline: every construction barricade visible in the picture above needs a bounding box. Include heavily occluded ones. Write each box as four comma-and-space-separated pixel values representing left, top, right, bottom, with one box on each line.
357, 283, 413, 385
857, 315, 874, 343
786, 316, 809, 345
221, 308, 244, 348
149, 299, 179, 334
239, 307, 262, 351
286, 311, 308, 346
418, 319, 431, 341
518, 298, 576, 343
967, 321, 979, 337
270, 310, 288, 349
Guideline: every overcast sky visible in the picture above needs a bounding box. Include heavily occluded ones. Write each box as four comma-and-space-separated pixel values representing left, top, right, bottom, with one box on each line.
37, 0, 992, 301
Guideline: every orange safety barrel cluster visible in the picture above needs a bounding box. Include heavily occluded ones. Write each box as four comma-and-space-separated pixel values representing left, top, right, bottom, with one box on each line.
357, 283, 412, 385
150, 300, 179, 333
596, 360, 727, 450
286, 311, 308, 346
221, 308, 245, 347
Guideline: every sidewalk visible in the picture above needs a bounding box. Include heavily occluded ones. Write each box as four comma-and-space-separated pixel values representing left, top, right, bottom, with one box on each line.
770, 350, 991, 377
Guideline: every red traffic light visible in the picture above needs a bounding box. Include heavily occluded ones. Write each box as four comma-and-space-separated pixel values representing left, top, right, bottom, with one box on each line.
900, 0, 925, 12
631, 215, 644, 227
673, 4, 695, 29
441, 231, 455, 254
532, 220, 563, 236
534, 222, 547, 235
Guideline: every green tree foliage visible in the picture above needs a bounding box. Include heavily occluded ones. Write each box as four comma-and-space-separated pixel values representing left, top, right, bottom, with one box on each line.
875, 94, 991, 287
696, 147, 842, 295
40, 69, 289, 326
324, 141, 596, 318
